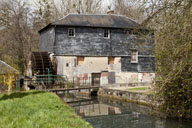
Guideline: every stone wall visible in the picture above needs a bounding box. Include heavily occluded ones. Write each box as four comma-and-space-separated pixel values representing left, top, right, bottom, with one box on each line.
56, 56, 155, 85
98, 88, 154, 105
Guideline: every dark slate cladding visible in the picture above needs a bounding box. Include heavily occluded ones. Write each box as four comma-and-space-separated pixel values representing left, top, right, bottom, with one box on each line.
54, 27, 154, 56
121, 56, 155, 72
40, 27, 55, 52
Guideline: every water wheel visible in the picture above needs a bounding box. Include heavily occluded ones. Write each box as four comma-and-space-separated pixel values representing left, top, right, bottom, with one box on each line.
31, 52, 55, 76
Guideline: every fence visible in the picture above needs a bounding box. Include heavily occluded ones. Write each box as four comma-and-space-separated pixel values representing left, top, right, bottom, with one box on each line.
17, 75, 97, 90
0, 74, 18, 92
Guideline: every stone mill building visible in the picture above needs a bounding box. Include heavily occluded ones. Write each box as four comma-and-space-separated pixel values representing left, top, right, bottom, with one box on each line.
38, 14, 155, 86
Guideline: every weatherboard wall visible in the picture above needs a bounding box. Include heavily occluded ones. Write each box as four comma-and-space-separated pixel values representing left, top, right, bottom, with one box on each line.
121, 56, 155, 72
54, 26, 154, 56
40, 27, 55, 53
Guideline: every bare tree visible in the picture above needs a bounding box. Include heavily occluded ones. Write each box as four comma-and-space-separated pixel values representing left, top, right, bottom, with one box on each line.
34, 0, 102, 27
35, 0, 53, 25
113, 0, 146, 23
0, 0, 39, 74
50, 0, 102, 20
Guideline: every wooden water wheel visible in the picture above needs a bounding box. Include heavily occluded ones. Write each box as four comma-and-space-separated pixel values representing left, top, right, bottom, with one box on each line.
31, 52, 55, 75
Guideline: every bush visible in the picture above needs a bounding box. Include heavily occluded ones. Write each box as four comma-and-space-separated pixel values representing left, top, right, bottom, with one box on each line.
155, 0, 192, 118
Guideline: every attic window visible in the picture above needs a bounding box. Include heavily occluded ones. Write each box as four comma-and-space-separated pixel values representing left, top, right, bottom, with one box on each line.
131, 50, 138, 63
104, 29, 110, 38
108, 57, 115, 64
68, 28, 75, 37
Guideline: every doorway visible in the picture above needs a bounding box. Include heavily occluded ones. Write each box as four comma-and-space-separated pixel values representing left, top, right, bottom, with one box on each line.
91, 73, 101, 86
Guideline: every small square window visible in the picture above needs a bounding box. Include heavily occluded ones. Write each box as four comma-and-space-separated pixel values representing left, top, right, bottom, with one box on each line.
131, 50, 138, 63
104, 29, 110, 38
66, 63, 69, 67
68, 28, 75, 37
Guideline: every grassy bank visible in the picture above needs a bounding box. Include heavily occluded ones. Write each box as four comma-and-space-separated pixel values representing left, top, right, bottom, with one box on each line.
126, 87, 148, 91
0, 91, 92, 128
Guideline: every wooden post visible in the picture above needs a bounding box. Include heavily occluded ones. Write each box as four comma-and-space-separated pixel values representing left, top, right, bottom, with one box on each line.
89, 77, 90, 92
83, 77, 84, 86
3, 74, 5, 86
8, 75, 12, 93
89, 77, 91, 92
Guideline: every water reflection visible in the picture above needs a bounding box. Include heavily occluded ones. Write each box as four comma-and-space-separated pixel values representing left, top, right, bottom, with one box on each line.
75, 103, 122, 117
59, 93, 192, 128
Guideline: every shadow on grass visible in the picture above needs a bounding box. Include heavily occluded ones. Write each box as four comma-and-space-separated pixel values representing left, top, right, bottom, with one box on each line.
0, 91, 46, 101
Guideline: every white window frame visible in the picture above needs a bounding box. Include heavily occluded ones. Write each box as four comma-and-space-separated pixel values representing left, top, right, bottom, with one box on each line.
104, 29, 110, 39
131, 50, 138, 63
68, 28, 75, 37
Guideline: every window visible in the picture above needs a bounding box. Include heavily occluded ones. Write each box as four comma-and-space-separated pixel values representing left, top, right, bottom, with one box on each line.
77, 56, 84, 65
68, 28, 75, 37
131, 50, 138, 63
108, 57, 115, 64
66, 63, 69, 67
104, 29, 110, 38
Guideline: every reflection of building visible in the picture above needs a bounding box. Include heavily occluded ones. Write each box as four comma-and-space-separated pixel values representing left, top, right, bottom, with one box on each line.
75, 104, 122, 117
155, 120, 165, 128
39, 13, 155, 86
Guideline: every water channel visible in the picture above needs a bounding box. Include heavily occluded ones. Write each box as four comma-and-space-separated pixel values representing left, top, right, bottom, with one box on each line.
58, 93, 192, 128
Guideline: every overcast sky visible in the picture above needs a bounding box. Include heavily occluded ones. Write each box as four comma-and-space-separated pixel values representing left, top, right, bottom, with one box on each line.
27, 0, 114, 10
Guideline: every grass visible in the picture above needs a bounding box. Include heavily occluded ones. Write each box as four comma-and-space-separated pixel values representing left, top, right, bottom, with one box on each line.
126, 87, 149, 91
0, 91, 92, 128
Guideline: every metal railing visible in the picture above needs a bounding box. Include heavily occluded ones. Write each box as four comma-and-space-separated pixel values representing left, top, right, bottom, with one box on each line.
17, 74, 99, 90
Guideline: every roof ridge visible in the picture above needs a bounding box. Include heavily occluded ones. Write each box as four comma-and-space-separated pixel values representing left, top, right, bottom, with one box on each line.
67, 13, 131, 17
65, 13, 138, 24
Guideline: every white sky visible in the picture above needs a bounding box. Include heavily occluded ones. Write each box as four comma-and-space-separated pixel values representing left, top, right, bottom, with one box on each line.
27, 0, 114, 10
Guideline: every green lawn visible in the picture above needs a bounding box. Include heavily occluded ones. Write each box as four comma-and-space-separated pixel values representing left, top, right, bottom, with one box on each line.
0, 91, 92, 128
126, 87, 149, 91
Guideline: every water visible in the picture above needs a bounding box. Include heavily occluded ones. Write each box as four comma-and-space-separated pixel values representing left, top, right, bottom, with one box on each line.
59, 93, 192, 128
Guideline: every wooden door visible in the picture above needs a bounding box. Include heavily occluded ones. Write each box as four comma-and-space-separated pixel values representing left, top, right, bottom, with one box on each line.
108, 72, 116, 84
91, 73, 101, 86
